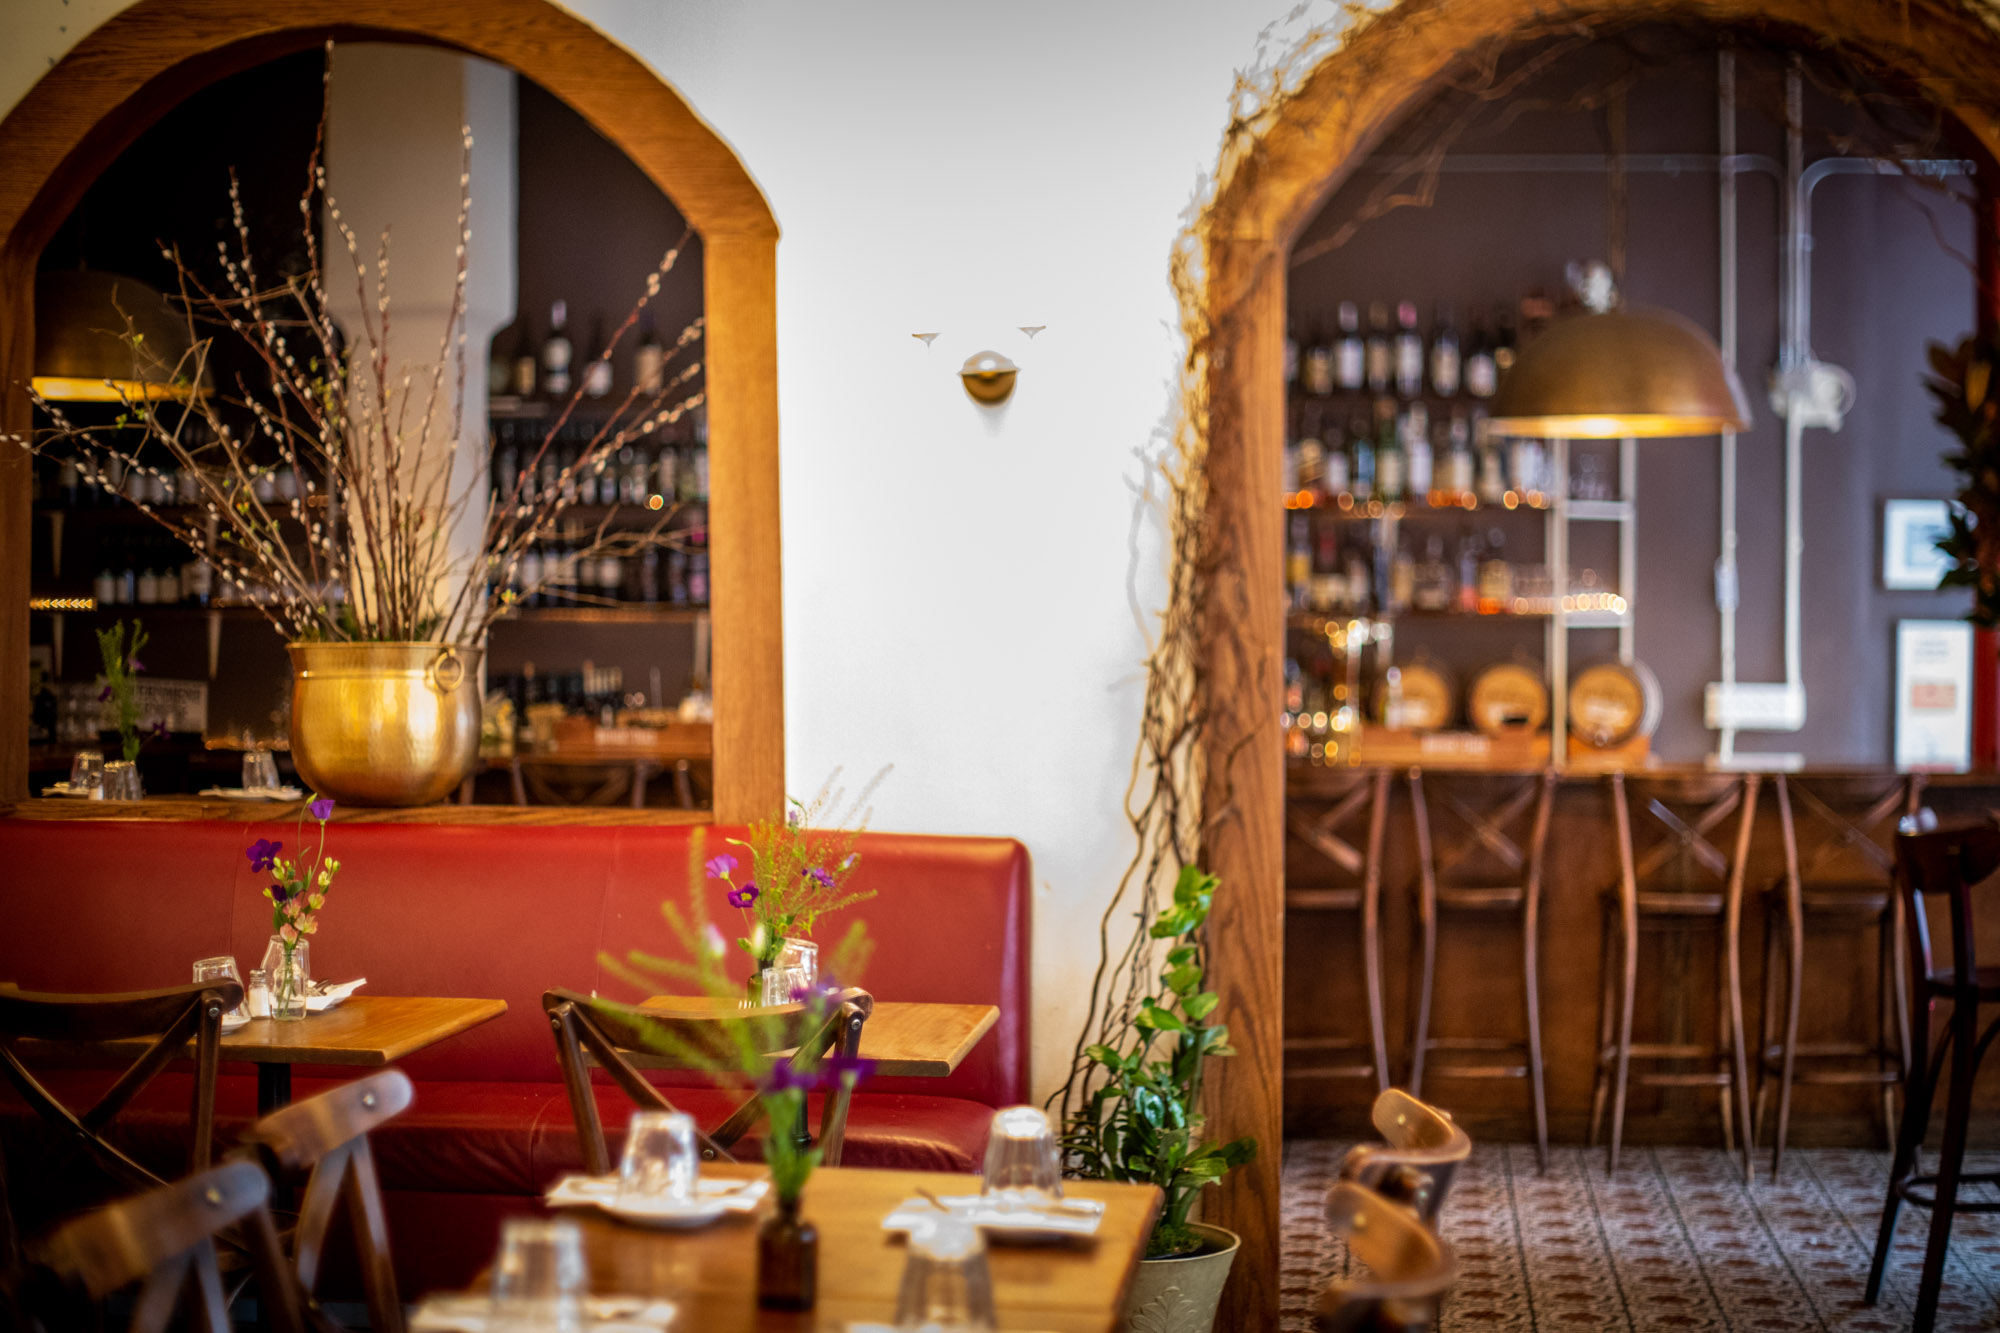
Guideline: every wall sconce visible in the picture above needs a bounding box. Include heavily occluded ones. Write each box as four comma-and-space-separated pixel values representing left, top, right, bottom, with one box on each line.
959, 350, 1018, 405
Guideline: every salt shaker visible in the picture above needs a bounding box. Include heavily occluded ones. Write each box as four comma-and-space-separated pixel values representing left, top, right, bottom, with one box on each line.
246, 968, 272, 1019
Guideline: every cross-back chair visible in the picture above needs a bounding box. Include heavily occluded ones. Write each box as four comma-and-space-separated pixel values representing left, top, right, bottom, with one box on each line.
34, 1159, 303, 1333
1336, 1088, 1472, 1228
1591, 772, 1759, 1179
0, 982, 242, 1195
237, 1068, 413, 1333
1284, 766, 1395, 1093
1316, 1181, 1456, 1333
1863, 817, 2000, 1333
542, 988, 873, 1173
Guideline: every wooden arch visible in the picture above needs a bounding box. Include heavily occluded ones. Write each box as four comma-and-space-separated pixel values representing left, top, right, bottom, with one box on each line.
0, 0, 783, 819
1194, 2, 2000, 1328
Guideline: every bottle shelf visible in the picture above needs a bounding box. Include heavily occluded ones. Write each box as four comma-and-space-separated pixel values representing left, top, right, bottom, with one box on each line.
1287, 604, 1630, 630
1283, 493, 1554, 518
495, 604, 708, 626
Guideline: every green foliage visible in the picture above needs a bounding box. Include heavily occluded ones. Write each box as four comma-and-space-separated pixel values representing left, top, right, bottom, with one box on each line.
94, 619, 148, 763
715, 772, 883, 968
1062, 865, 1257, 1259
1928, 335, 2000, 628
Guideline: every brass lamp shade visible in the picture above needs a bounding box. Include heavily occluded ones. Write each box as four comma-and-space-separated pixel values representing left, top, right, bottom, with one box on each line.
1486, 305, 1748, 438
32, 269, 196, 402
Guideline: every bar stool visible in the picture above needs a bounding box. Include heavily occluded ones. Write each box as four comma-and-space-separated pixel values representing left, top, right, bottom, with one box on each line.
1283, 766, 1393, 1093
1755, 772, 1920, 1180
1405, 768, 1556, 1169
1864, 817, 2000, 1333
1590, 772, 1759, 1180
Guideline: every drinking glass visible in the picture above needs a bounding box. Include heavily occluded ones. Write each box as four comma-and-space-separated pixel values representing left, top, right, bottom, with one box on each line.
616, 1109, 699, 1207
893, 1215, 997, 1331
192, 956, 242, 1017
488, 1218, 586, 1333
102, 760, 142, 801
761, 936, 820, 1005
68, 749, 104, 797
980, 1106, 1063, 1211
243, 749, 280, 791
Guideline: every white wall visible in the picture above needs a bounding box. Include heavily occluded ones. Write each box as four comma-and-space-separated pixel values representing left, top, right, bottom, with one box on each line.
0, 0, 1310, 1103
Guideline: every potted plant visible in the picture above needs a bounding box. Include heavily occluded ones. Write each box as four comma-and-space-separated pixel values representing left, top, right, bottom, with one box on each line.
1062, 864, 1257, 1333
11, 53, 704, 806
1929, 333, 2000, 627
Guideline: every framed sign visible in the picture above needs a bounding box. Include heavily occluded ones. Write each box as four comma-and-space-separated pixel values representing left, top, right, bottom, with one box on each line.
1883, 499, 1955, 590
1894, 619, 1973, 769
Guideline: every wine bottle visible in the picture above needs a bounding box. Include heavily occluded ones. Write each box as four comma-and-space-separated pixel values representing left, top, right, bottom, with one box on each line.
1463, 307, 1497, 398
1322, 414, 1349, 498
1393, 300, 1424, 400
1286, 514, 1311, 609
1334, 301, 1364, 392
1349, 405, 1377, 503
1477, 527, 1512, 612
1284, 327, 1300, 392
1303, 328, 1335, 398
1493, 301, 1521, 379
1428, 301, 1461, 398
519, 543, 542, 608
542, 299, 573, 399
1454, 528, 1481, 614
1405, 403, 1432, 500
1442, 409, 1474, 502
1375, 398, 1405, 504
1364, 302, 1393, 395
634, 313, 666, 395
582, 314, 613, 398
1474, 413, 1506, 507
511, 320, 538, 398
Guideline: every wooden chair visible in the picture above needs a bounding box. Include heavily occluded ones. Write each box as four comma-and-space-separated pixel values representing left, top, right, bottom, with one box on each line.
33, 1159, 303, 1333
1405, 768, 1555, 1168
0, 982, 243, 1194
543, 988, 872, 1172
1336, 1088, 1471, 1229
1757, 772, 1921, 1180
1284, 767, 1395, 1093
1316, 1181, 1456, 1333
1590, 773, 1759, 1180
237, 1068, 413, 1333
1863, 817, 2000, 1333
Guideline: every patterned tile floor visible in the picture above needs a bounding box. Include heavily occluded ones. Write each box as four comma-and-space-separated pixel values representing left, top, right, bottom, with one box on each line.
1281, 1142, 2000, 1332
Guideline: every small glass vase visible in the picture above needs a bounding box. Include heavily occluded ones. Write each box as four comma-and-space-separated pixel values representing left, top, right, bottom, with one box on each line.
757, 1194, 817, 1311
261, 935, 310, 1022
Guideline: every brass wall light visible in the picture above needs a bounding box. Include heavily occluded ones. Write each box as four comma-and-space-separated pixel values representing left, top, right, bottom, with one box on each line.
959, 350, 1018, 405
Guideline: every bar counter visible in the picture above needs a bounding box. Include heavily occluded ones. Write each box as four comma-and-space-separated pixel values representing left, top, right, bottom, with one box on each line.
0, 797, 709, 826
1285, 760, 2000, 1145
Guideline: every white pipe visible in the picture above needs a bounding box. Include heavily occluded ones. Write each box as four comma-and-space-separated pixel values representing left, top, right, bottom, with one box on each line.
1782, 62, 1805, 695
1716, 50, 1739, 763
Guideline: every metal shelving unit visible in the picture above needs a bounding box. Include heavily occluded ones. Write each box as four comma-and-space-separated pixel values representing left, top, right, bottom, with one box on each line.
1544, 435, 1638, 760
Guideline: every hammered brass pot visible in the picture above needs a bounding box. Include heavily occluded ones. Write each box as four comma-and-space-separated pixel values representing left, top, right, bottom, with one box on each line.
287, 641, 482, 807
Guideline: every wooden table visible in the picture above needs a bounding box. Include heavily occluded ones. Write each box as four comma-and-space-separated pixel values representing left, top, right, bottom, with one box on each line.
512, 1162, 1163, 1332
92, 994, 508, 1113
631, 998, 999, 1079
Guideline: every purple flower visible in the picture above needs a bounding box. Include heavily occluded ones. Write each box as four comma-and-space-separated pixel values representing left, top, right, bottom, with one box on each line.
270, 881, 291, 904
128, 658, 145, 674
802, 866, 836, 890
825, 1051, 877, 1086
307, 796, 334, 821
246, 838, 283, 872
149, 720, 170, 739
97, 685, 113, 702
758, 1051, 876, 1097
705, 854, 737, 880
727, 881, 760, 909
790, 978, 844, 1008
759, 1063, 814, 1096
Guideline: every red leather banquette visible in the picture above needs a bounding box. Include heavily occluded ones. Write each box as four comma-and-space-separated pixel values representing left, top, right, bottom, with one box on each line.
0, 816, 1030, 1294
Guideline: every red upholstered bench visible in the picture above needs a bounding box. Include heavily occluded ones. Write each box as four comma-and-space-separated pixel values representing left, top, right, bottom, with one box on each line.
0, 816, 1029, 1295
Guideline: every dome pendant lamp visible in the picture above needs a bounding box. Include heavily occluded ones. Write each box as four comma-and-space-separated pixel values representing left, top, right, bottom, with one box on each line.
31, 268, 198, 402
1486, 92, 1748, 441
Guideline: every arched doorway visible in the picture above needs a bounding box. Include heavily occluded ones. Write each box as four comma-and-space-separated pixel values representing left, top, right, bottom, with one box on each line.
0, 0, 782, 819
1192, 4, 2000, 1327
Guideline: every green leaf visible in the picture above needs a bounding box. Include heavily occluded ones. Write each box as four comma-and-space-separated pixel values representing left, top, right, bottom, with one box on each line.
1183, 991, 1220, 1020
1135, 1004, 1186, 1033
1163, 964, 1201, 995
1085, 1043, 1124, 1071
1165, 945, 1197, 967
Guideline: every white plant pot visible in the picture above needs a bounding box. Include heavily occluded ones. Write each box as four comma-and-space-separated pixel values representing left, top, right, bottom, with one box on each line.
1121, 1223, 1240, 1333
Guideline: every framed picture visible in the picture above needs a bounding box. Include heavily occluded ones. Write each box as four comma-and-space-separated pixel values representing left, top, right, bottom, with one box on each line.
1883, 498, 1955, 591
1894, 619, 1972, 769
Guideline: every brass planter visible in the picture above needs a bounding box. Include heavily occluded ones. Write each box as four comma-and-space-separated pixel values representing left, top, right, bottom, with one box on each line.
287, 641, 482, 807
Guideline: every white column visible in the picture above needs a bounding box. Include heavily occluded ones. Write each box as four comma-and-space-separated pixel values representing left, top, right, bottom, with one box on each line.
322, 44, 516, 637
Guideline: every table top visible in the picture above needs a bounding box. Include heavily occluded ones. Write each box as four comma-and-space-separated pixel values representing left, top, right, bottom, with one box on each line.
503, 1163, 1164, 1332
85, 994, 508, 1067
628, 998, 999, 1079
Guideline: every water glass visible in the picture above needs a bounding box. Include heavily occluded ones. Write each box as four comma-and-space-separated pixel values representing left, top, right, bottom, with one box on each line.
102, 760, 142, 801
192, 956, 242, 1017
761, 936, 820, 1005
489, 1218, 586, 1333
617, 1110, 699, 1206
68, 749, 104, 797
981, 1106, 1063, 1211
893, 1215, 997, 1331
243, 749, 280, 791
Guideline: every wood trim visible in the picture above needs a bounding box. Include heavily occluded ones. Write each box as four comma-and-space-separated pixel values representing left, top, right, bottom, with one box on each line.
0, 796, 711, 826
0, 0, 784, 815
1197, 3, 2000, 1327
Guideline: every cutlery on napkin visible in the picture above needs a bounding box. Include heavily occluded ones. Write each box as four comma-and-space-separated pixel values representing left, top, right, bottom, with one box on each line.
410, 1293, 677, 1332
881, 1194, 1105, 1237
545, 1174, 769, 1213
305, 979, 366, 1012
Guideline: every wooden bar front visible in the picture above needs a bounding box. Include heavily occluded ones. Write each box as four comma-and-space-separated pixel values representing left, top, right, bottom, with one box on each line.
1284, 762, 2000, 1144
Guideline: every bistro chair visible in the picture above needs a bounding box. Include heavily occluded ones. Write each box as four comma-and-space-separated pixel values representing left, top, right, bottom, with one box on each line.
1756, 772, 1921, 1180
1590, 772, 1759, 1180
1284, 766, 1395, 1094
236, 1068, 414, 1333
1404, 768, 1556, 1168
1864, 817, 2000, 1333
0, 981, 242, 1196
1316, 1181, 1456, 1333
33, 1158, 304, 1333
1337, 1088, 1472, 1229
543, 987, 872, 1172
